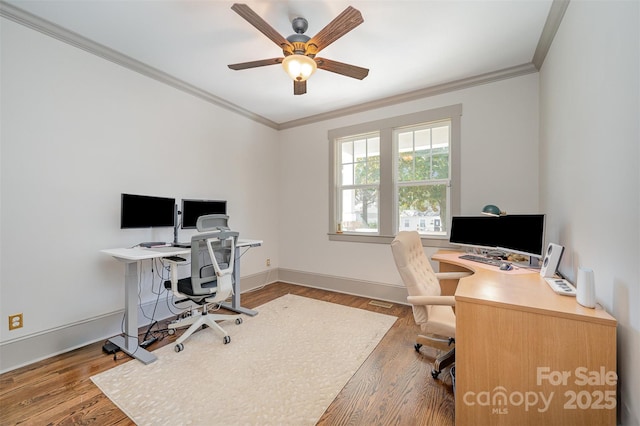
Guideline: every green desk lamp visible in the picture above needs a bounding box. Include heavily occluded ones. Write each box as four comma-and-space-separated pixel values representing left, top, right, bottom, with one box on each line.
481, 204, 506, 217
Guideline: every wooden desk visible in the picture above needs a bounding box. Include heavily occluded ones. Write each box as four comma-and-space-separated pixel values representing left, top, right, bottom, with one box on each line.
433, 251, 617, 426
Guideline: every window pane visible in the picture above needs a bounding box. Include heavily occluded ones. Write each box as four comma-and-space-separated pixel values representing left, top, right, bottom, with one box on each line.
415, 129, 430, 153
354, 161, 367, 185
431, 152, 449, 179
341, 163, 353, 185
368, 137, 380, 157
398, 151, 413, 181
341, 141, 353, 164
432, 125, 449, 147
354, 139, 367, 162
398, 183, 447, 235
414, 153, 431, 180
398, 132, 413, 153
368, 157, 380, 183
341, 188, 378, 233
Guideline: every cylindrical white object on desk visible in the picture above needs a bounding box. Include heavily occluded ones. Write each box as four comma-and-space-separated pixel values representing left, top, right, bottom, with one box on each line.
576, 267, 596, 308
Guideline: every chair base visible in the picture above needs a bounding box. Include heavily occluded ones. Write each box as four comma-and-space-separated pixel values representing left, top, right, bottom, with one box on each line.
431, 346, 455, 379
169, 307, 242, 351
414, 338, 456, 380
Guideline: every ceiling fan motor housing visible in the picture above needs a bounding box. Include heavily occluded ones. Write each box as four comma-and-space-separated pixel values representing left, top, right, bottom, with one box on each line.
291, 17, 308, 34
286, 19, 313, 56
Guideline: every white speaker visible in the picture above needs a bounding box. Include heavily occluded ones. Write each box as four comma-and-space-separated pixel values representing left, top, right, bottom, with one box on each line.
540, 243, 564, 278
576, 267, 596, 308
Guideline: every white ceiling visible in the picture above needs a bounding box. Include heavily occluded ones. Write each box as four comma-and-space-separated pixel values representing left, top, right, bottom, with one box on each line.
2, 0, 554, 128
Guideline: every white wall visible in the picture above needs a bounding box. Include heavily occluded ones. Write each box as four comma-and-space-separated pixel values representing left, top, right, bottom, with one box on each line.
539, 1, 639, 424
278, 74, 539, 286
0, 18, 279, 359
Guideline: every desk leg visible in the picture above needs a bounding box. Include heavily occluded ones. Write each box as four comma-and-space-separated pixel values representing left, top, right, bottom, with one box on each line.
108, 261, 157, 364
219, 246, 258, 317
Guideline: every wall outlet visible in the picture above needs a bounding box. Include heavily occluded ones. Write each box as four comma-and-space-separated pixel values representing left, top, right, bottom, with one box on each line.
9, 313, 23, 330
266, 258, 271, 267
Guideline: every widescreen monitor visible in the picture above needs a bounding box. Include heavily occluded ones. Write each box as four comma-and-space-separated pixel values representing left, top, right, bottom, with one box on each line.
181, 199, 227, 229
449, 214, 545, 258
120, 193, 176, 229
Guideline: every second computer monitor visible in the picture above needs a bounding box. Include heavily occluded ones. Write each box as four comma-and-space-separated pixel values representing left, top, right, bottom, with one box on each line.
181, 199, 227, 229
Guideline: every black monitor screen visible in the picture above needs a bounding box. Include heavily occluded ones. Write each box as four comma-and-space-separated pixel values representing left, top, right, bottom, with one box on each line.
120, 193, 176, 229
495, 214, 545, 258
181, 199, 227, 229
449, 216, 501, 250
449, 214, 545, 258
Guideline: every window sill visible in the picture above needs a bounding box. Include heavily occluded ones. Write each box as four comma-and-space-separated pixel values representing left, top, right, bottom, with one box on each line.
328, 233, 456, 248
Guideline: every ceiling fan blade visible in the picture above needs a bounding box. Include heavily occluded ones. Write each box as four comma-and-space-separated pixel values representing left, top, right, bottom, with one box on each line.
231, 3, 292, 52
315, 58, 369, 80
306, 6, 364, 55
294, 80, 307, 95
228, 58, 284, 70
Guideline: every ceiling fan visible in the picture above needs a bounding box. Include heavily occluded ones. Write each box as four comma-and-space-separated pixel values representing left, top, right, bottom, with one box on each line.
227, 3, 369, 95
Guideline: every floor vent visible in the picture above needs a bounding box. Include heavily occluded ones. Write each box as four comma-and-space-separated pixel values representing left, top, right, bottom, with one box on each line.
369, 300, 394, 309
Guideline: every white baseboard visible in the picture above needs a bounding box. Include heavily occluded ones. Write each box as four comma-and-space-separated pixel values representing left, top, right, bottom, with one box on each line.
277, 268, 408, 305
0, 270, 276, 374
0, 311, 124, 374
0, 269, 405, 373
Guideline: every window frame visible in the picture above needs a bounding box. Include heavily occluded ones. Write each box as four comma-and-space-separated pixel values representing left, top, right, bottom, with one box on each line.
328, 104, 462, 246
336, 132, 381, 234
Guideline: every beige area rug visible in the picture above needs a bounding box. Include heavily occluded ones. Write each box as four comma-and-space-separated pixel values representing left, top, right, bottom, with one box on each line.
91, 293, 397, 425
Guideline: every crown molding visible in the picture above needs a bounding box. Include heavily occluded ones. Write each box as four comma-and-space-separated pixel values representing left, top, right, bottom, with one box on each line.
278, 63, 537, 130
1, 0, 566, 131
533, 0, 570, 70
0, 0, 280, 130
281, 0, 569, 130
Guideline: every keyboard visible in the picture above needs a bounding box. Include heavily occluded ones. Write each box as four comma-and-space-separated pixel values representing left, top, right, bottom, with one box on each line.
139, 241, 168, 248
544, 277, 577, 296
459, 254, 502, 267
147, 246, 181, 252
163, 255, 186, 262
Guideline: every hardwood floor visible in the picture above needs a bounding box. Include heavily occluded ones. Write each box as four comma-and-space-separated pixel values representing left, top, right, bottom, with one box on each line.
0, 282, 455, 425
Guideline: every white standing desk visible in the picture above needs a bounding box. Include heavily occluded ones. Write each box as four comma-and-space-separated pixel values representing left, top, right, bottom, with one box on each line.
101, 239, 262, 364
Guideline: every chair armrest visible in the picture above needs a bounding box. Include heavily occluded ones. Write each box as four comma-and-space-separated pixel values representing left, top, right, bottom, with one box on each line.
407, 295, 456, 306
434, 271, 472, 280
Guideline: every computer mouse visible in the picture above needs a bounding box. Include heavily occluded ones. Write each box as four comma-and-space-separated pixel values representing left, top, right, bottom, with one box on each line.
499, 262, 513, 271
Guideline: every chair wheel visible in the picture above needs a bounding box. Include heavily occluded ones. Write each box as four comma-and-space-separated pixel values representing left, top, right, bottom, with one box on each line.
235, 318, 243, 325
175, 343, 184, 352
431, 369, 440, 379
414, 343, 422, 352
168, 328, 175, 335
223, 335, 231, 344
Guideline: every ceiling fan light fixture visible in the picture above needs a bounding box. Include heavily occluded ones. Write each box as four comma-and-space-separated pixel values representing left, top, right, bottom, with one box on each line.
282, 54, 317, 82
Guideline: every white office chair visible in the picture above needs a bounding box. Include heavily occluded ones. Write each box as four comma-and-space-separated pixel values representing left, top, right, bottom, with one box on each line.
164, 228, 242, 352
391, 231, 471, 379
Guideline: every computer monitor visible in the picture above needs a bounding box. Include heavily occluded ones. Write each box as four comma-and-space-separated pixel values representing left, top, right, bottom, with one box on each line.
495, 214, 545, 259
449, 214, 546, 259
181, 199, 227, 229
449, 216, 501, 250
120, 193, 176, 229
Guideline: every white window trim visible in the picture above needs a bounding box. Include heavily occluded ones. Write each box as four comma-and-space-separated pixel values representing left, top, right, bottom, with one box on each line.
328, 104, 462, 246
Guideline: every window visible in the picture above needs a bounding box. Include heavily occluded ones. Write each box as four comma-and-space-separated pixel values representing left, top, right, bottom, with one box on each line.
338, 133, 380, 233
329, 105, 461, 245
396, 121, 451, 237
